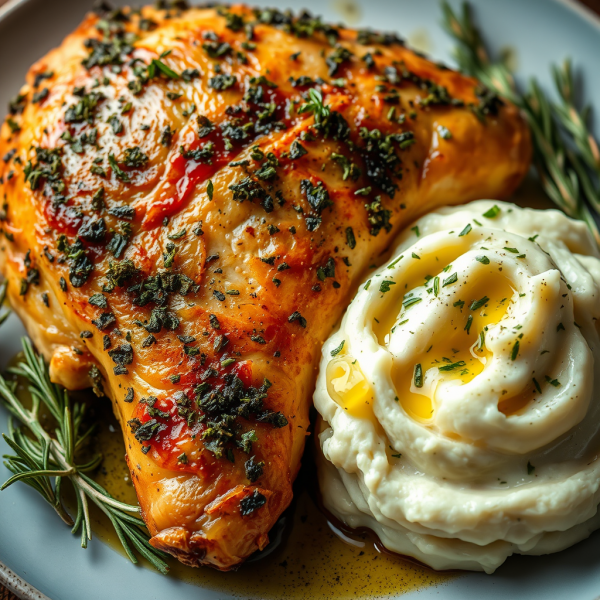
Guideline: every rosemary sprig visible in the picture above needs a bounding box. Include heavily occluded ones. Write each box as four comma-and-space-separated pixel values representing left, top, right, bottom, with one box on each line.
0, 279, 9, 328
0, 338, 169, 574
441, 1, 600, 245
552, 60, 600, 214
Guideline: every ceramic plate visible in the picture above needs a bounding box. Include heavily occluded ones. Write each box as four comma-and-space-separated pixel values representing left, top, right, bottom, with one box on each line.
2, 0, 600, 598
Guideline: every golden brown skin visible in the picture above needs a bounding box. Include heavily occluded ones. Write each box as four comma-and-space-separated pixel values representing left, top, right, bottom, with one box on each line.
0, 4, 530, 570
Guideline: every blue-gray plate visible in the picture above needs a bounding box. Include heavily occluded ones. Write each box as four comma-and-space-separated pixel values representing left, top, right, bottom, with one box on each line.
1, 0, 600, 598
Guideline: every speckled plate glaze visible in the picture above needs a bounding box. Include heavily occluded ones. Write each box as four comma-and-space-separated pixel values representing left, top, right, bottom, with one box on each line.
2, 0, 600, 598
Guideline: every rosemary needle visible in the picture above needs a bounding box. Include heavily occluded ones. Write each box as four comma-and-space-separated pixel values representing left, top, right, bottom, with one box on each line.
0, 338, 169, 574
441, 1, 600, 245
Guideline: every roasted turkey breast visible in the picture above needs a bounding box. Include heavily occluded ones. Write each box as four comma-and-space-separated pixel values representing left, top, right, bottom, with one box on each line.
0, 2, 530, 570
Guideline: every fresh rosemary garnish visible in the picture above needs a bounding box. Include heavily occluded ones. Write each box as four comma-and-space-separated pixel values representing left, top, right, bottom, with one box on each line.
442, 1, 600, 244
0, 339, 169, 574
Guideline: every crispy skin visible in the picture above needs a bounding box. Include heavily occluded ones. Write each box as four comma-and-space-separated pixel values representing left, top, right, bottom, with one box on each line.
0, 4, 530, 570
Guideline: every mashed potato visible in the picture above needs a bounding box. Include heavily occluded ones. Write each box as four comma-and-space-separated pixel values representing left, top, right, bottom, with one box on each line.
314, 200, 600, 573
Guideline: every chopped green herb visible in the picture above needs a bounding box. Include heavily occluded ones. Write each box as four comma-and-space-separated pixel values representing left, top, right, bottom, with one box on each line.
168, 229, 186, 240
482, 204, 501, 218
148, 58, 180, 80
442, 272, 458, 287
245, 456, 265, 483
380, 280, 396, 293
209, 73, 237, 91
511, 340, 520, 360
88, 293, 108, 309
438, 361, 466, 372
414, 363, 423, 388
402, 296, 422, 308
464, 315, 473, 334
458, 223, 472, 237
388, 255, 403, 269
470, 296, 489, 311
213, 335, 229, 353
240, 489, 266, 516
288, 311, 307, 327
239, 430, 258, 454
163, 242, 178, 268
346, 226, 356, 249
289, 139, 307, 159
108, 153, 130, 182
331, 340, 345, 357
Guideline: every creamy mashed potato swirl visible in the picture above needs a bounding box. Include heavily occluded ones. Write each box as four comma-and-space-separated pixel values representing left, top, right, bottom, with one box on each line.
314, 201, 600, 573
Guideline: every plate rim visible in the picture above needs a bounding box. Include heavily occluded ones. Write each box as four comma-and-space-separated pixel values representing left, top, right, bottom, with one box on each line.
556, 0, 600, 30
0, 0, 599, 598
0, 560, 49, 600
0, 0, 29, 21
